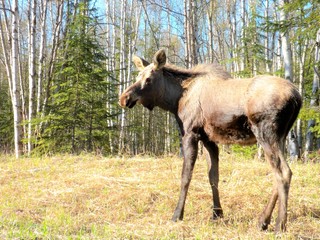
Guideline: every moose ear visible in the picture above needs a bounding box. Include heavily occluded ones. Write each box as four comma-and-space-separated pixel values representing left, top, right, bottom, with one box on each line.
133, 56, 150, 71
153, 49, 166, 70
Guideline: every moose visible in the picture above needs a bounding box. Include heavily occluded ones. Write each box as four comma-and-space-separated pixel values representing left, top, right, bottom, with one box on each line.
119, 49, 302, 232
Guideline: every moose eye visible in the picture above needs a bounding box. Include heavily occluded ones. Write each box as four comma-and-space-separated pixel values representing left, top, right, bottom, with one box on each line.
145, 78, 151, 84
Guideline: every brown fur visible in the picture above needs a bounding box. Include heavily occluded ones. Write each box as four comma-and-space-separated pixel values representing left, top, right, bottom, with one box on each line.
119, 49, 302, 232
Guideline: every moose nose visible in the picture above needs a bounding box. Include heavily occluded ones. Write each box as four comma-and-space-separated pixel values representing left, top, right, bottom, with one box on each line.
119, 92, 139, 109
119, 93, 129, 108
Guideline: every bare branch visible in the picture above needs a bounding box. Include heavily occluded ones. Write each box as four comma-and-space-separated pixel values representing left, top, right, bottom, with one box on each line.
0, 7, 13, 13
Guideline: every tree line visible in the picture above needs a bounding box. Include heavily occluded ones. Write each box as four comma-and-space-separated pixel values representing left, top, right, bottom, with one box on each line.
0, 0, 319, 159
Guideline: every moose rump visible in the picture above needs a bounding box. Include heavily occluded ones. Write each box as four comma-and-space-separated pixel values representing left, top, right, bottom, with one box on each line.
119, 49, 302, 232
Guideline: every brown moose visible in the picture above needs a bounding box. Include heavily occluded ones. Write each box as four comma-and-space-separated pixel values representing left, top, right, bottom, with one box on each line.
119, 49, 302, 232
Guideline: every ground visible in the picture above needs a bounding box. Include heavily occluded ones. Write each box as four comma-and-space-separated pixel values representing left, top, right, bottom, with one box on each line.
0, 153, 319, 239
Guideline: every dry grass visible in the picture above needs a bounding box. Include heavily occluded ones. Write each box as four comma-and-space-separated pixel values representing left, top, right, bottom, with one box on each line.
0, 153, 319, 239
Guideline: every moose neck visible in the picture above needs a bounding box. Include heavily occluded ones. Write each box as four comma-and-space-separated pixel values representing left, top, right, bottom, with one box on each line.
155, 66, 195, 114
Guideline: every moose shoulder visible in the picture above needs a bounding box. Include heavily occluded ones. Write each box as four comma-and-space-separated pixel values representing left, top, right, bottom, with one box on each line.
119, 49, 302, 232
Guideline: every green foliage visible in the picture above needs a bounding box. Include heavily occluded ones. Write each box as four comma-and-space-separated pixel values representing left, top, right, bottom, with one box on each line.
299, 107, 320, 137
235, 2, 267, 77
34, 2, 117, 155
229, 144, 258, 159
0, 86, 13, 152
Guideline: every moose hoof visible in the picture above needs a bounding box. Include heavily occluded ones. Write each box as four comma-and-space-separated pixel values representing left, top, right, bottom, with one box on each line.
212, 209, 223, 220
171, 213, 183, 222
259, 221, 269, 231
258, 215, 271, 231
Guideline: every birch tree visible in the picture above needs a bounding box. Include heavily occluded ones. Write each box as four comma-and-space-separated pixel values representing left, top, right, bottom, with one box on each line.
305, 28, 320, 157
205, 0, 215, 63
184, 0, 198, 67
264, 0, 271, 73
279, 0, 299, 159
0, 0, 12, 99
118, 0, 128, 153
27, 0, 36, 154
36, 0, 48, 114
11, 0, 22, 158
42, 0, 64, 116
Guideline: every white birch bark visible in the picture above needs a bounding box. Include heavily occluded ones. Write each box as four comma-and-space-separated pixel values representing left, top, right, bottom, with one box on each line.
126, 0, 141, 87
105, 0, 114, 153
231, 0, 238, 73
296, 38, 308, 151
11, 0, 22, 158
27, 0, 37, 154
264, 0, 271, 73
118, 0, 127, 153
279, 0, 293, 82
206, 1, 214, 63
190, 0, 198, 66
37, 0, 48, 114
184, 0, 198, 67
279, 0, 299, 159
305, 28, 320, 157
18, 36, 26, 152
0, 4, 12, 98
184, 0, 189, 67
240, 0, 246, 71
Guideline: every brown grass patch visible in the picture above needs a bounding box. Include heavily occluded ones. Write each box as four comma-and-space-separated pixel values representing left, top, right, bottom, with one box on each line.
0, 154, 319, 239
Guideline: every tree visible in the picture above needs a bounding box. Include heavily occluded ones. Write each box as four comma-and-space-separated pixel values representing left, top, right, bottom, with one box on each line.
36, 2, 111, 154
27, 0, 37, 155
279, 0, 300, 159
1, 0, 319, 157
11, 0, 23, 158
305, 28, 320, 157
184, 0, 198, 67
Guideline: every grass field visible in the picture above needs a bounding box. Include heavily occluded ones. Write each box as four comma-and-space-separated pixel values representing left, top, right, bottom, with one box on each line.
0, 153, 319, 239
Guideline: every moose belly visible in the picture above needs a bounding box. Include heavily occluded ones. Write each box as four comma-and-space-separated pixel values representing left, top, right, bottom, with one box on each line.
204, 115, 257, 145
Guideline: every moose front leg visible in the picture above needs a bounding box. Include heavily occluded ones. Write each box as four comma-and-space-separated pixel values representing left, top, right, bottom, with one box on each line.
203, 141, 223, 219
172, 132, 198, 221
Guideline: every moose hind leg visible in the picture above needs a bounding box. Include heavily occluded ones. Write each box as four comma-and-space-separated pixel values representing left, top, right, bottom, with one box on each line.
274, 147, 292, 232
259, 178, 278, 230
203, 141, 223, 219
172, 133, 198, 221
260, 140, 292, 232
250, 115, 292, 232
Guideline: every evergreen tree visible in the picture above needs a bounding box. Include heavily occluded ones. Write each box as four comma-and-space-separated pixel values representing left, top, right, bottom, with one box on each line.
0, 84, 13, 153
36, 2, 115, 154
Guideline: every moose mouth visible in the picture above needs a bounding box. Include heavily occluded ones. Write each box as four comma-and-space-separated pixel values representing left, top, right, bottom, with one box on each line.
126, 99, 138, 108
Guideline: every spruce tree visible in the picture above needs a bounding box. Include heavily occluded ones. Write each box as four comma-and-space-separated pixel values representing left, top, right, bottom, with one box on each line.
37, 2, 115, 154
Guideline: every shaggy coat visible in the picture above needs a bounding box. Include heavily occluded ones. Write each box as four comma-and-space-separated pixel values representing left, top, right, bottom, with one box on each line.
119, 49, 302, 232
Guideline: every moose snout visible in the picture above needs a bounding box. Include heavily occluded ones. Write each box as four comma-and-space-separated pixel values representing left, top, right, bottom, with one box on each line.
119, 93, 128, 108
119, 92, 138, 108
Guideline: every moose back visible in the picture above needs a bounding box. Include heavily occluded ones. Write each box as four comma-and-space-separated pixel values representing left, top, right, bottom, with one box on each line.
119, 49, 302, 232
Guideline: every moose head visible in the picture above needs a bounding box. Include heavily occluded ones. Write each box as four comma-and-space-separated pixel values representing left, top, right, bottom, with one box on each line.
119, 49, 167, 111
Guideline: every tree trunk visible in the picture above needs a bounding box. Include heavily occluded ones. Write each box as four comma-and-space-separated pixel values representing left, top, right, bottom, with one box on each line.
296, 38, 308, 154
118, 0, 127, 154
0, 1, 12, 99
227, 0, 238, 73
279, 0, 299, 159
305, 28, 320, 158
206, 1, 215, 63
42, 1, 63, 116
264, 0, 271, 73
240, 0, 246, 72
27, 0, 37, 155
11, 0, 22, 158
184, 0, 198, 67
37, 0, 47, 114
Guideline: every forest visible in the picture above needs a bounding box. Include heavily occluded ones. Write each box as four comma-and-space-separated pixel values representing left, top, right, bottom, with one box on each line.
0, 0, 319, 159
